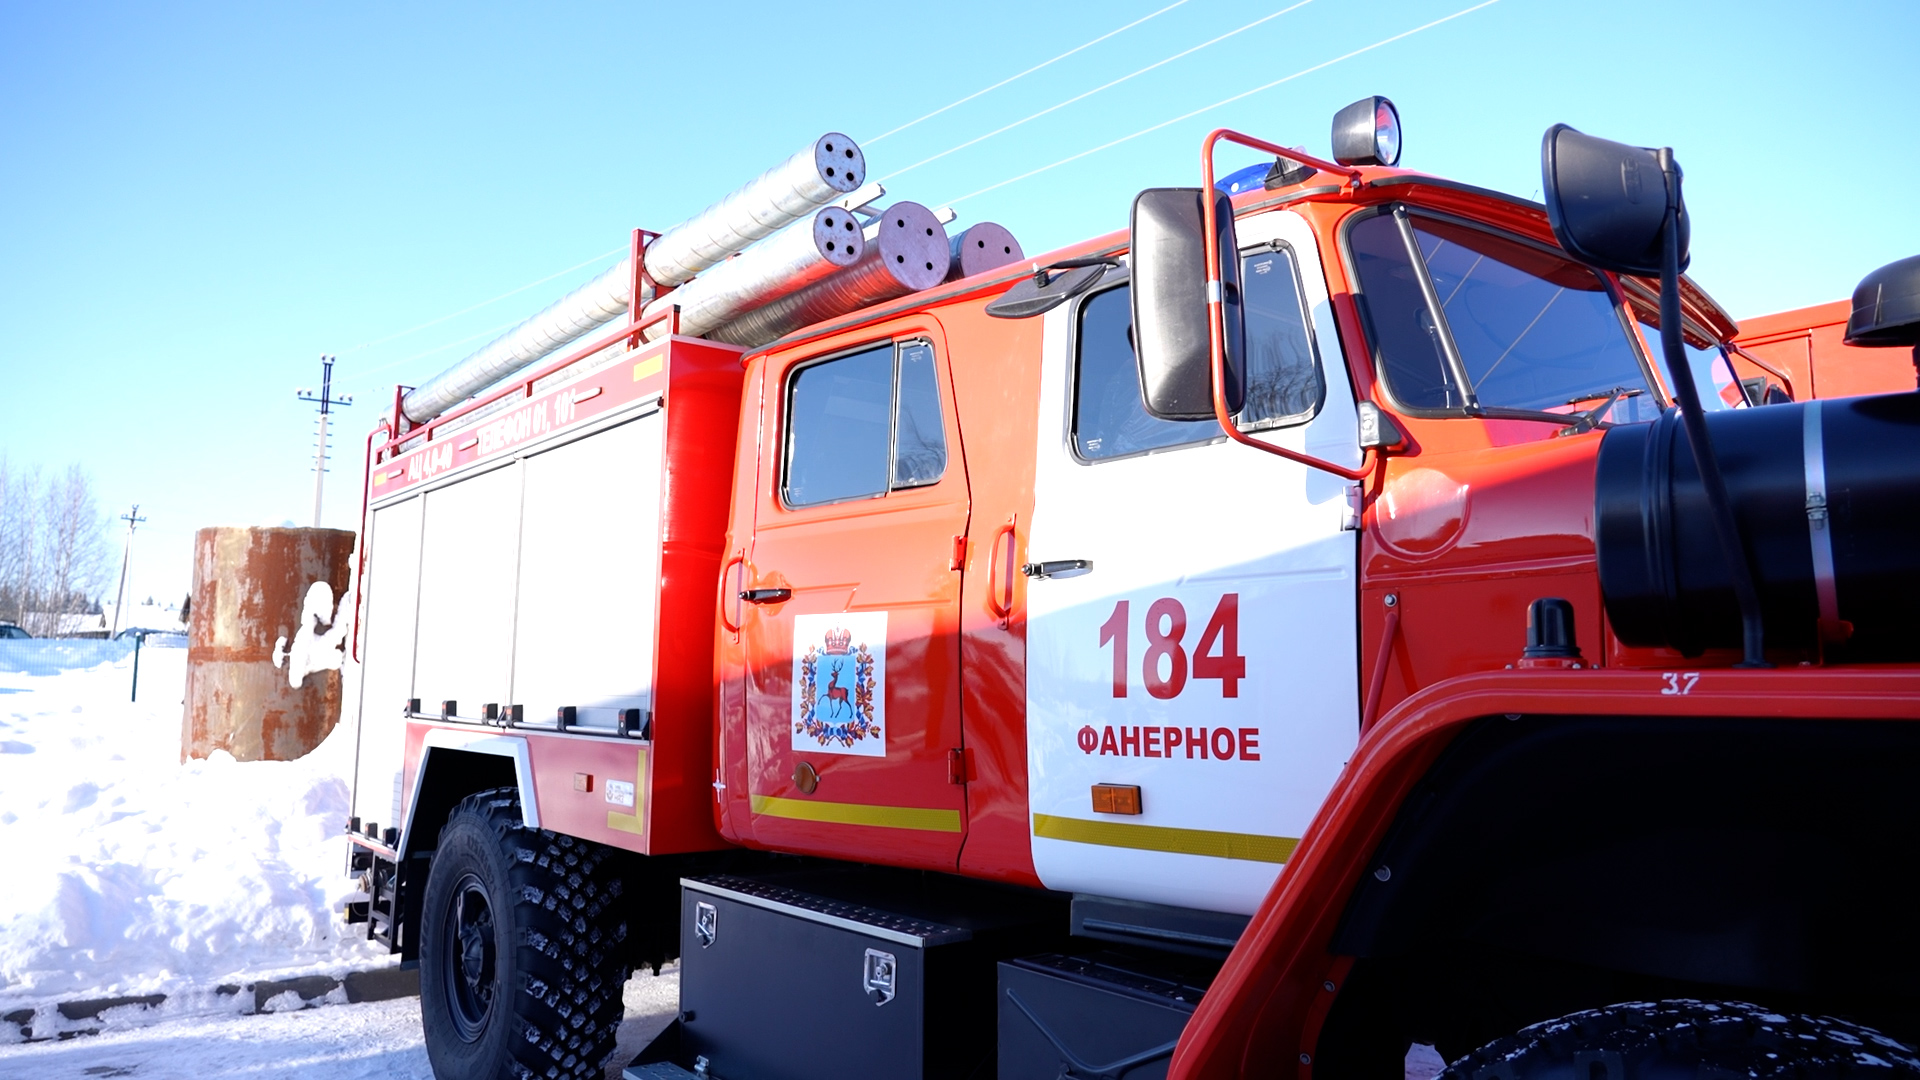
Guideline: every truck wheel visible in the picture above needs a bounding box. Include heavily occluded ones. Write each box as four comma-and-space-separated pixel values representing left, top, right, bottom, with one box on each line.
1441, 1000, 1920, 1079
420, 787, 631, 1080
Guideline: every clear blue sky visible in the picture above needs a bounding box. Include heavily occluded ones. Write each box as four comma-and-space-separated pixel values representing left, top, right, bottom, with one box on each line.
3, 0, 1914, 604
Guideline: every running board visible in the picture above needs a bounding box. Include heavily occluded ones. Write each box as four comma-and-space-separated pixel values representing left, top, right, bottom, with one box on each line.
624, 1062, 702, 1080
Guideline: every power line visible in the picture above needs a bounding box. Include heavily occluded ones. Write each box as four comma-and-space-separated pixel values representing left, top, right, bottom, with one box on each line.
327, 244, 626, 400
324, 7, 1190, 403
941, 0, 1502, 208
332, 316, 527, 399
882, 0, 1315, 184
862, 0, 1193, 147
339, 244, 626, 355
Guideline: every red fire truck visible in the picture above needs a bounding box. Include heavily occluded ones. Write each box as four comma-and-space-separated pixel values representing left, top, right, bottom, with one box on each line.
1733, 298, 1920, 403
343, 103, 1920, 1079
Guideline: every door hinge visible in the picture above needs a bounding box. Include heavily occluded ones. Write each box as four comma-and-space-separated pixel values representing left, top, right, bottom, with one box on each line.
950, 534, 967, 571
947, 746, 974, 785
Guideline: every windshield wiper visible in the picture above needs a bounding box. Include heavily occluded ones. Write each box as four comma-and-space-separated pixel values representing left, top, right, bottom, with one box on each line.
1561, 386, 1642, 433
1463, 387, 1643, 435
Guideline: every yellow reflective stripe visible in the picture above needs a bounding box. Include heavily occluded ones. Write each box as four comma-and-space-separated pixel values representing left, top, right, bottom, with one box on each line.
633, 356, 664, 381
752, 794, 962, 833
1032, 813, 1297, 864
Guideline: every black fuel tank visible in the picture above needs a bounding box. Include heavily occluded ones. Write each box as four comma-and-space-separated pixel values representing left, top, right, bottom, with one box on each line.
1595, 393, 1920, 659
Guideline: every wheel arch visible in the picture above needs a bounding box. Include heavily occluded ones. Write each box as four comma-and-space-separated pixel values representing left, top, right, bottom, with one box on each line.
1167, 667, 1920, 1078
400, 731, 537, 860
1315, 710, 1920, 1065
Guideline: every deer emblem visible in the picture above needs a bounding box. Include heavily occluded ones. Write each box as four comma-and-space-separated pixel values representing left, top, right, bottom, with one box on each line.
824, 660, 852, 718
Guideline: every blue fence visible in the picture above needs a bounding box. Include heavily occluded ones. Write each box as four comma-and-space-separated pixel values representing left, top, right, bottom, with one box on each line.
0, 638, 136, 676
0, 635, 187, 703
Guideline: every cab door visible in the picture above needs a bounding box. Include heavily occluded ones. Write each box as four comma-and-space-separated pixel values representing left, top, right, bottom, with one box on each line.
1024, 209, 1362, 915
736, 323, 971, 869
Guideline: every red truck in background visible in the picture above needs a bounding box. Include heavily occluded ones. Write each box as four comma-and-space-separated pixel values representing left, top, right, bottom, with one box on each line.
341, 100, 1920, 1080
1735, 298, 1919, 401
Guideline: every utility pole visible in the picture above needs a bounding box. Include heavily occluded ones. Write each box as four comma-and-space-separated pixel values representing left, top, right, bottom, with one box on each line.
296, 355, 353, 528
109, 504, 146, 637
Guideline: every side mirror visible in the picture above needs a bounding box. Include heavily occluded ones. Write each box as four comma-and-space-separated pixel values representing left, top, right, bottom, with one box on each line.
1844, 254, 1920, 348
1540, 124, 1688, 277
1129, 187, 1244, 421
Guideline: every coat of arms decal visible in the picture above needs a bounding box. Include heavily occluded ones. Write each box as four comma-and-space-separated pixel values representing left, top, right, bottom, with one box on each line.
792, 611, 886, 757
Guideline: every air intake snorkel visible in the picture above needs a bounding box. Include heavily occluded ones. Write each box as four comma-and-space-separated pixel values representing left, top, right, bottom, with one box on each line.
1541, 125, 1770, 668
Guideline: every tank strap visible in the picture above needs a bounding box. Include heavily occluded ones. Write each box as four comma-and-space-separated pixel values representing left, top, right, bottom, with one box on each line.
1801, 401, 1842, 628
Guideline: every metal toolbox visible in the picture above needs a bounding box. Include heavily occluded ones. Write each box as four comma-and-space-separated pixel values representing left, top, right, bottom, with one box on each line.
676, 870, 1059, 1080
998, 952, 1209, 1080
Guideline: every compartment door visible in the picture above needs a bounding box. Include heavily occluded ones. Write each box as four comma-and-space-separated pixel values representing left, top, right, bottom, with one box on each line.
352, 494, 424, 829
737, 332, 971, 869
513, 413, 666, 730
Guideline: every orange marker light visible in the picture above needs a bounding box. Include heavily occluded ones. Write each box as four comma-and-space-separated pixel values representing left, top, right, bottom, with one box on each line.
1091, 783, 1142, 816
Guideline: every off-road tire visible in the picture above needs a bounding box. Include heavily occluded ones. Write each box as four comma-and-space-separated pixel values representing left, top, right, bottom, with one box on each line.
1441, 1000, 1920, 1080
420, 787, 632, 1080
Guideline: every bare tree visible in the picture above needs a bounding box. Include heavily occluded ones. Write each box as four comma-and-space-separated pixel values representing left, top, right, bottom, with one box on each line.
45, 465, 108, 629
0, 458, 110, 635
0, 456, 40, 627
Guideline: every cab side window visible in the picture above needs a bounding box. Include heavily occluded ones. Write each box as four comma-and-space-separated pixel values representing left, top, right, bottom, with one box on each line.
1242, 244, 1326, 424
1073, 245, 1325, 462
784, 339, 947, 507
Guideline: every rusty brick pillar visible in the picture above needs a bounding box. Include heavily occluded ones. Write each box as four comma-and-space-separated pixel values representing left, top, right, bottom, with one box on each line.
183, 526, 357, 762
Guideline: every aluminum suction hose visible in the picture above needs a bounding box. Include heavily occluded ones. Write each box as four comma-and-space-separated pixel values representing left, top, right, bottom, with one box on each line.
643, 133, 866, 288
401, 259, 631, 423
711, 202, 952, 349
399, 132, 864, 424
637, 206, 865, 342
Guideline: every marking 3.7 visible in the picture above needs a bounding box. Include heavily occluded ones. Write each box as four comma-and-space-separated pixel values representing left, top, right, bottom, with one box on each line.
1660, 672, 1700, 696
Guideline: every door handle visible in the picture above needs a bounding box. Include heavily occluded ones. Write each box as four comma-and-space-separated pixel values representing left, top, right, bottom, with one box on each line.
1022, 559, 1092, 580
740, 588, 792, 604
719, 555, 745, 634
986, 515, 1018, 625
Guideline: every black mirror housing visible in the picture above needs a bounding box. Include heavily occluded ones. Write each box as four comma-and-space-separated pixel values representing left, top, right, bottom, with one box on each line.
1844, 254, 1920, 348
1540, 124, 1688, 277
1129, 187, 1244, 421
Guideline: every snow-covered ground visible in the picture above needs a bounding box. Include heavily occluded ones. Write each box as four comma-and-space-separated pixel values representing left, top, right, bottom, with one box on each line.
0, 968, 679, 1078
0, 640, 681, 1076
0, 645, 388, 1009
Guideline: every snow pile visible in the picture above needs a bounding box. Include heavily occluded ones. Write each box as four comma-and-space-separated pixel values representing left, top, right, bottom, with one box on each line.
0, 647, 388, 1008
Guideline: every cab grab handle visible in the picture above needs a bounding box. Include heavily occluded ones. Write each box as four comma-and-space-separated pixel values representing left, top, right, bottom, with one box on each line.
1022, 559, 1092, 580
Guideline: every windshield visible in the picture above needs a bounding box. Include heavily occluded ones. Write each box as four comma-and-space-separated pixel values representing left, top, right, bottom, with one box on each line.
1626, 290, 1748, 412
1348, 209, 1659, 420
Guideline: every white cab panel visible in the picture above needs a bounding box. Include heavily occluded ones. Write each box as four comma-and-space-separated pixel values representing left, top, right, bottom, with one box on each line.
1025, 209, 1362, 915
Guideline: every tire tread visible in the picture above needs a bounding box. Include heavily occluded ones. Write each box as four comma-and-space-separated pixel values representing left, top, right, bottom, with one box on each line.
1442, 1000, 1920, 1080
435, 787, 631, 1080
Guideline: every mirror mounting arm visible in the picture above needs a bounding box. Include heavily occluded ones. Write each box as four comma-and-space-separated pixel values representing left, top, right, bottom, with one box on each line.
1650, 149, 1770, 668
1201, 127, 1378, 484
